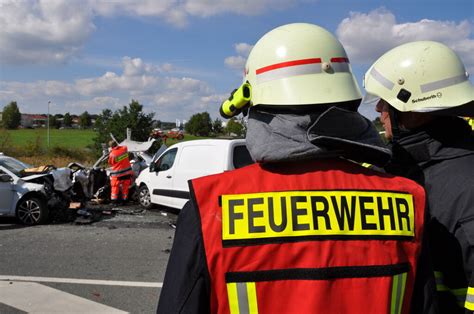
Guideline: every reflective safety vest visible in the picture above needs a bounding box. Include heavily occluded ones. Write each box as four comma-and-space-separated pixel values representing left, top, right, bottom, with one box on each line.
190, 159, 426, 314
108, 145, 133, 178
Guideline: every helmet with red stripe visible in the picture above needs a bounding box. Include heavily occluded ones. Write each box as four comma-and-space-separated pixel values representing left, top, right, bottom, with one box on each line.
244, 23, 362, 107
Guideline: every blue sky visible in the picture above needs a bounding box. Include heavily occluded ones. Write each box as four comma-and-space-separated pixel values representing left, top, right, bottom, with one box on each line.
0, 0, 472, 122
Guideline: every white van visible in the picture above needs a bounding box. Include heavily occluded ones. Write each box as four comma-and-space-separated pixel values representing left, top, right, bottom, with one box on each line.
135, 139, 253, 210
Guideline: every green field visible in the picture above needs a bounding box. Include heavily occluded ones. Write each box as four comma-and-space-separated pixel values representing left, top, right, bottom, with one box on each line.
1, 128, 209, 150
0, 129, 225, 166
2, 129, 96, 149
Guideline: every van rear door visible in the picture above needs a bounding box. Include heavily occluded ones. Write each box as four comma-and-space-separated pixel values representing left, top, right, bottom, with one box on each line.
172, 144, 226, 209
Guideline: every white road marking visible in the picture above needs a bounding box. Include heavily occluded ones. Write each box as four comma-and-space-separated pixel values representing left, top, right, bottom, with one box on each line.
0, 281, 127, 313
0, 275, 163, 288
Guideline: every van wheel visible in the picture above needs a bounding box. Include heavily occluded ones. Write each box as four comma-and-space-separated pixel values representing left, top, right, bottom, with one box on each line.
138, 185, 154, 209
16, 196, 48, 225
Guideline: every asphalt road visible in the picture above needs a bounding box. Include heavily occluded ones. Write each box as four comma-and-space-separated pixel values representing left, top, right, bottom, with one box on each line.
0, 204, 178, 313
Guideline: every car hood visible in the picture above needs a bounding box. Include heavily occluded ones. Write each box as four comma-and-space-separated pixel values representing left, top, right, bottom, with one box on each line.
21, 173, 50, 181
22, 168, 73, 192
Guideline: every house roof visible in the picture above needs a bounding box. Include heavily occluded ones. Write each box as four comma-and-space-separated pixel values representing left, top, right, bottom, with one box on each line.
22, 114, 47, 119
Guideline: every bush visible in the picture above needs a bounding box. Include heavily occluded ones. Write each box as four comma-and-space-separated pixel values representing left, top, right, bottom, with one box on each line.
0, 129, 13, 154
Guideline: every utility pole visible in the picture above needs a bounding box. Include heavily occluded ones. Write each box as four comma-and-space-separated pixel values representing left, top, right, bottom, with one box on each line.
47, 101, 51, 148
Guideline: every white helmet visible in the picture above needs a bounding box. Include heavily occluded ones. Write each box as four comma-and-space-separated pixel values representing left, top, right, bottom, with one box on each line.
244, 23, 362, 106
363, 41, 474, 115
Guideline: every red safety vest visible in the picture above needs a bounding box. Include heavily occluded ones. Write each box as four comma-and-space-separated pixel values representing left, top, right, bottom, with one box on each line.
108, 146, 133, 178
190, 159, 425, 314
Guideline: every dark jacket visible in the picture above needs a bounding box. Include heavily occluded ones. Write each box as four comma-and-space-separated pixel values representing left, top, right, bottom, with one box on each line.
386, 117, 474, 313
156, 200, 211, 314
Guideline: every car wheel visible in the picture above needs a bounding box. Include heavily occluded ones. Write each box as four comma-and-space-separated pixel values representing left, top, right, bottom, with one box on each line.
138, 185, 154, 209
16, 195, 48, 225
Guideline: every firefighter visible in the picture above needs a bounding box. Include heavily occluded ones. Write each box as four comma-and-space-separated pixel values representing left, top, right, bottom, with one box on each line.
363, 41, 474, 313
108, 140, 134, 205
157, 23, 427, 313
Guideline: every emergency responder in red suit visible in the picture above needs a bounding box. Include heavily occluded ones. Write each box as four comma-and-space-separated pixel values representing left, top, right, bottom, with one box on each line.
363, 41, 474, 313
108, 141, 134, 204
157, 23, 428, 314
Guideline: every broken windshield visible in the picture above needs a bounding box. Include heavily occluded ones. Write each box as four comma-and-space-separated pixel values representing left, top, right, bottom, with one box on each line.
0, 157, 31, 177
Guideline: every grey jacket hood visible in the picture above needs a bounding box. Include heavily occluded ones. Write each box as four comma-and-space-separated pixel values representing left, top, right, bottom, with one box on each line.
245, 106, 391, 167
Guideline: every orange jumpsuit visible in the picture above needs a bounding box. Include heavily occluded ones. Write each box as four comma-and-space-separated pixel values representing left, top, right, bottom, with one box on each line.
108, 145, 134, 201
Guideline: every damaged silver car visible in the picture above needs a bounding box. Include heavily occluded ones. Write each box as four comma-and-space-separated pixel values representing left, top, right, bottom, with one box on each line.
0, 154, 73, 225
68, 134, 165, 204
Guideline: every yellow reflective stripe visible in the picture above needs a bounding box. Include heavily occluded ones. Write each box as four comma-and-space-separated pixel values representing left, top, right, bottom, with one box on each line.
227, 282, 259, 314
466, 287, 474, 311
115, 152, 128, 162
247, 282, 259, 314
434, 271, 468, 306
434, 271, 449, 292
361, 163, 372, 168
391, 272, 407, 314
451, 287, 468, 305
227, 282, 240, 314
436, 284, 450, 292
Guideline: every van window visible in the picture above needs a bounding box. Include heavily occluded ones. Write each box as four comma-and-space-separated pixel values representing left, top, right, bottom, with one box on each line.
233, 145, 254, 169
156, 148, 177, 171
178, 145, 223, 173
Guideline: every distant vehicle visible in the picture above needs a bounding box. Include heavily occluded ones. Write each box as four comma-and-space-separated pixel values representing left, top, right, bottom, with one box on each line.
166, 128, 184, 140
0, 154, 72, 225
136, 139, 254, 210
150, 128, 164, 139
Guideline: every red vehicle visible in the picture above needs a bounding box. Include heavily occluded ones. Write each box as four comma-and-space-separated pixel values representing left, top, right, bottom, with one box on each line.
150, 128, 164, 139
166, 128, 184, 140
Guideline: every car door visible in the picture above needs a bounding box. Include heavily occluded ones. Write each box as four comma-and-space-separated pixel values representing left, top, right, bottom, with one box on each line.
0, 169, 14, 214
149, 148, 178, 208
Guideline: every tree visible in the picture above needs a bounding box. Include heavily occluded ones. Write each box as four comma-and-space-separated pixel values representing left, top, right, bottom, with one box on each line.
63, 112, 72, 127
185, 112, 212, 136
2, 101, 21, 129
49, 115, 61, 129
93, 100, 154, 153
212, 118, 223, 135
94, 109, 112, 130
79, 111, 92, 129
225, 118, 244, 137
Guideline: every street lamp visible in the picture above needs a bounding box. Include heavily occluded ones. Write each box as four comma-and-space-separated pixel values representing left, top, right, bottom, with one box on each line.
47, 101, 51, 148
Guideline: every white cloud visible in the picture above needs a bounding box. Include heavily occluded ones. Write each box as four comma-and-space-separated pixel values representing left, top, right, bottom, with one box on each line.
225, 42, 254, 72
62, 97, 122, 113
0, 0, 95, 64
0, 56, 219, 121
234, 43, 253, 57
184, 0, 300, 17
224, 56, 247, 71
336, 8, 474, 72
0, 0, 302, 65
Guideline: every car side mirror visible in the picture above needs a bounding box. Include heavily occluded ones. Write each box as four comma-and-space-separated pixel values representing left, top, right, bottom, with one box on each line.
0, 173, 13, 183
149, 162, 157, 172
